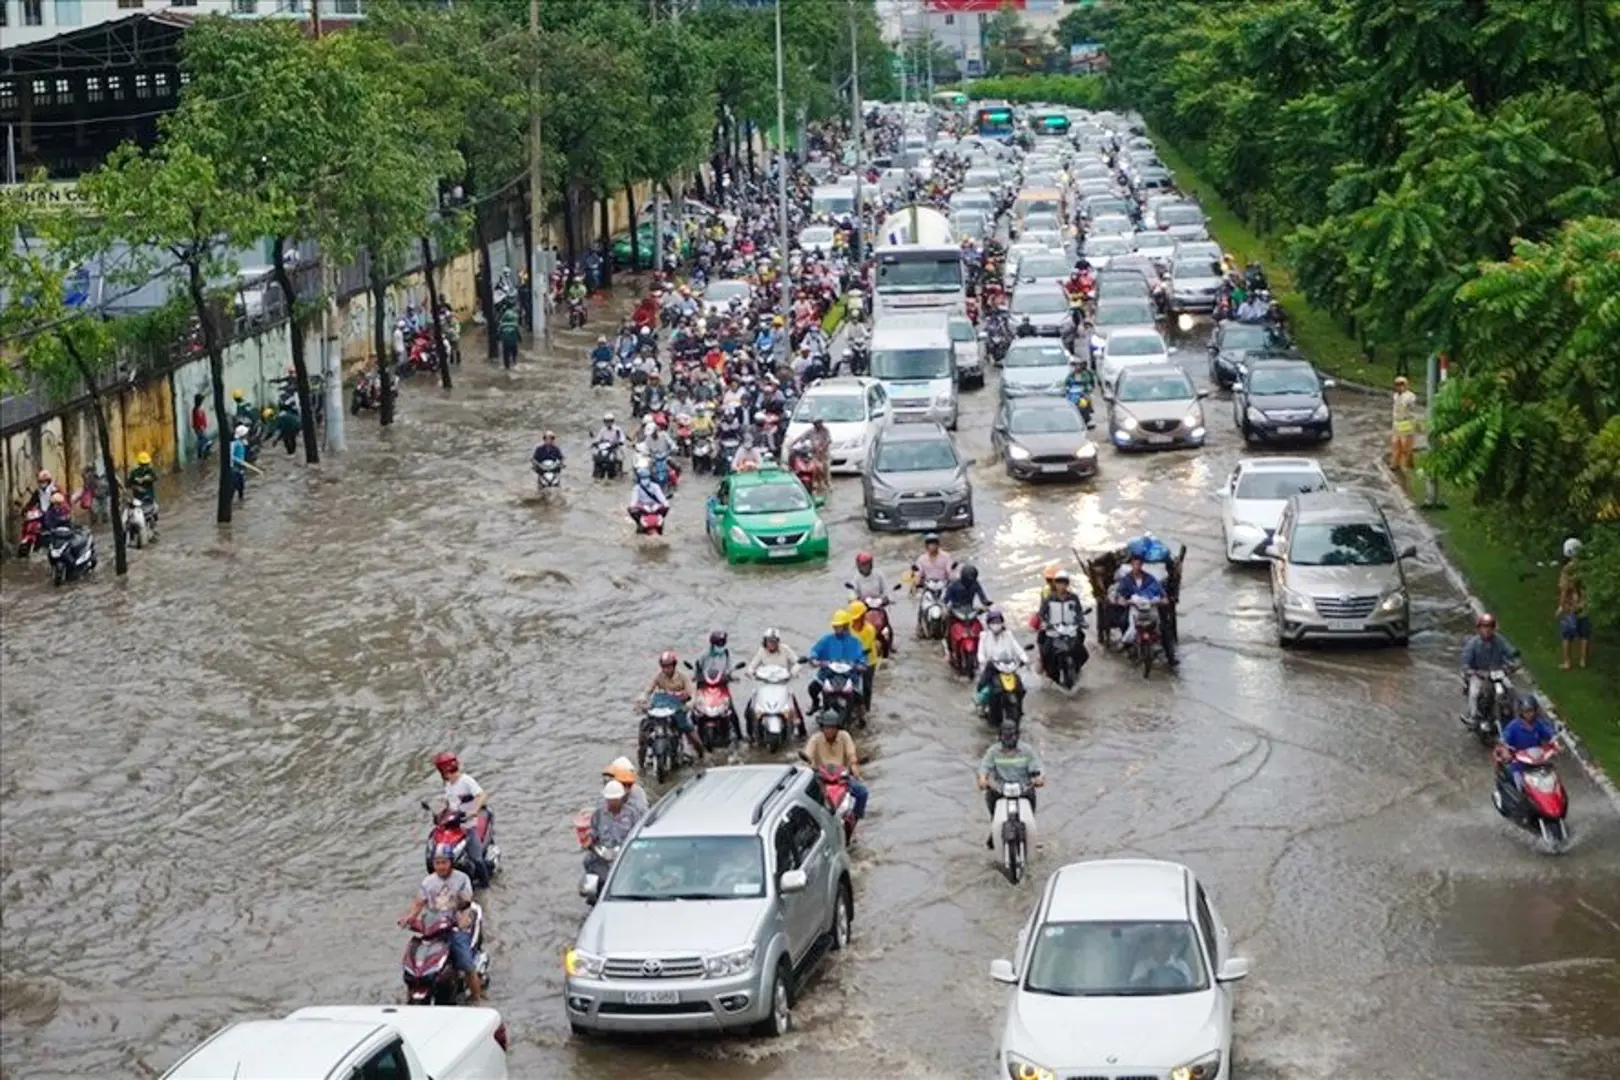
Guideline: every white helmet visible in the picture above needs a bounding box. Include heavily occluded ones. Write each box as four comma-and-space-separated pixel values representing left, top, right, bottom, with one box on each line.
1563, 537, 1582, 559
602, 780, 626, 800
603, 411, 615, 422
233, 424, 249, 438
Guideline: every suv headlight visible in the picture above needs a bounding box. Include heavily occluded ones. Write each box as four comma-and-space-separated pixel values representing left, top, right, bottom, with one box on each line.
564, 947, 605, 978
934, 391, 954, 406
1008, 444, 1032, 461
1379, 588, 1407, 613
703, 945, 756, 977
1281, 588, 1315, 614
1170, 1051, 1223, 1080
1005, 1053, 1056, 1080
1076, 443, 1097, 458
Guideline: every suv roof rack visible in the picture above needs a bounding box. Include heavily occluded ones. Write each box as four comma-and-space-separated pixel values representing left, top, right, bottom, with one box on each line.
751, 767, 799, 826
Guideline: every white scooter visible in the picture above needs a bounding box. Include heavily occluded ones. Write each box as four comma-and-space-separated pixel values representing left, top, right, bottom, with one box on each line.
990, 779, 1038, 885
123, 494, 158, 549
747, 663, 801, 752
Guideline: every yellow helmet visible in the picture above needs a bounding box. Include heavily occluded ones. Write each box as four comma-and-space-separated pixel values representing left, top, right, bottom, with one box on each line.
261, 406, 276, 420
136, 451, 152, 466
232, 389, 245, 401
830, 610, 853, 629
847, 600, 868, 620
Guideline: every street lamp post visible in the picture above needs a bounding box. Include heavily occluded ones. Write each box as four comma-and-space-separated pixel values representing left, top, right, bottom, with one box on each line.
849, 0, 863, 262
774, 0, 792, 332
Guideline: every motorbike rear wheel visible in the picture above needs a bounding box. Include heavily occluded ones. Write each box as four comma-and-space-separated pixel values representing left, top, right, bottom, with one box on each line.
52, 562, 65, 587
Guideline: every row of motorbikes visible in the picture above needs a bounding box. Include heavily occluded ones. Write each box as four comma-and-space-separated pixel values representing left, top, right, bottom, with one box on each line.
398, 797, 504, 1005
1464, 665, 1571, 854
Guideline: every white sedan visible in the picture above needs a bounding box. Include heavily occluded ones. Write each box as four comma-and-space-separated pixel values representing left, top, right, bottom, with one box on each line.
993, 859, 1249, 1080
700, 279, 752, 317
1220, 457, 1330, 563
783, 376, 889, 474
1097, 327, 1174, 391
798, 225, 839, 254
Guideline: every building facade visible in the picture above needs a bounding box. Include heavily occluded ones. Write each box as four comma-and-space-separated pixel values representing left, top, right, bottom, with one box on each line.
0, 0, 362, 50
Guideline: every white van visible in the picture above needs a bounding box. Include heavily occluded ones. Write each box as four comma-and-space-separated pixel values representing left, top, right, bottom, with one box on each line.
869, 312, 958, 429
810, 182, 858, 219
161, 1005, 509, 1080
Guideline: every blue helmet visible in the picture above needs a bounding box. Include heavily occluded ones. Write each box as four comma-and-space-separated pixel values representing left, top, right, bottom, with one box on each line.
635, 467, 651, 480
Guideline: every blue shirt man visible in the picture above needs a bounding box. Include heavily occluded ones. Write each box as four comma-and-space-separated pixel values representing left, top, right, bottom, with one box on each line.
808, 613, 868, 712
1499, 703, 1557, 786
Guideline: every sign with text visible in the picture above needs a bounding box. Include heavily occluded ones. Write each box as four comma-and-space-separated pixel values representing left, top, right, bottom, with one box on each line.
2, 182, 91, 213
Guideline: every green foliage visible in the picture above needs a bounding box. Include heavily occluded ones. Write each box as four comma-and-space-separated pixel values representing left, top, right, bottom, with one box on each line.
951, 75, 1106, 110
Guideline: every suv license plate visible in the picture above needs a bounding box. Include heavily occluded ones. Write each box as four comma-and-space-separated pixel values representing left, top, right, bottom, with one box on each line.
909, 519, 937, 529
626, 989, 679, 1005
1146, 434, 1172, 444
1325, 619, 1363, 632
1276, 425, 1303, 435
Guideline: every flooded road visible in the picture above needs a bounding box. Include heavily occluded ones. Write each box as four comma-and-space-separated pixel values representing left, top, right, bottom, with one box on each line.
3, 300, 1618, 1080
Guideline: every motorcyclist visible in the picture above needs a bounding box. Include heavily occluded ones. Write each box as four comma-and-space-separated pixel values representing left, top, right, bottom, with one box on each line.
626, 467, 670, 526
602, 757, 647, 815
590, 335, 613, 368
433, 752, 491, 884
1037, 564, 1061, 603
1495, 692, 1559, 788
975, 719, 1045, 848
28, 470, 60, 513
1236, 292, 1269, 323
641, 650, 707, 762
531, 430, 564, 470
850, 551, 889, 602
745, 628, 804, 739
1114, 553, 1172, 660
42, 490, 73, 532
975, 606, 1028, 704
1033, 569, 1089, 677
788, 419, 831, 492
639, 420, 676, 463
126, 452, 158, 506
730, 435, 764, 472
910, 532, 956, 584
397, 846, 485, 1003
694, 629, 742, 737
1460, 613, 1519, 722
594, 411, 626, 447
585, 779, 644, 885
806, 709, 868, 822
231, 388, 256, 428
1065, 357, 1096, 422
846, 601, 881, 708
944, 563, 993, 612
566, 276, 588, 307
806, 610, 869, 713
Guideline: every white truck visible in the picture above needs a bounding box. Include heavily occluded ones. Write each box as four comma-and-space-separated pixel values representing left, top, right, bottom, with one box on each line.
161, 1005, 509, 1080
872, 206, 966, 322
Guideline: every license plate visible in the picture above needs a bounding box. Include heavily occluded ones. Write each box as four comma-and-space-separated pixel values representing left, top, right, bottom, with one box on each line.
1146, 434, 1172, 444
1325, 619, 1363, 632
1039, 464, 1070, 473
767, 546, 797, 558
1276, 425, 1303, 435
909, 519, 937, 529
625, 990, 679, 1005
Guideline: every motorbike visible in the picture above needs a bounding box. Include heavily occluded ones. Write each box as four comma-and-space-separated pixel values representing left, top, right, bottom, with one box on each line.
983, 659, 1026, 731
532, 458, 563, 492
747, 663, 800, 752
350, 369, 383, 415
590, 355, 615, 387
1492, 741, 1570, 854
567, 296, 588, 329
401, 905, 490, 1005
591, 440, 624, 481
629, 384, 650, 419
1041, 622, 1086, 691
817, 661, 866, 729
790, 447, 820, 494
847, 582, 902, 658
947, 605, 985, 676
1465, 668, 1518, 747
843, 339, 871, 377
17, 504, 44, 558
421, 801, 502, 888
123, 494, 158, 549
1127, 596, 1164, 678
815, 765, 858, 844
915, 578, 948, 640
689, 659, 746, 750
990, 779, 1037, 885
641, 451, 681, 493
673, 415, 694, 457
44, 525, 96, 586
715, 432, 742, 477
1065, 380, 1094, 425
633, 504, 667, 536
579, 838, 622, 906
691, 434, 717, 474
639, 692, 689, 783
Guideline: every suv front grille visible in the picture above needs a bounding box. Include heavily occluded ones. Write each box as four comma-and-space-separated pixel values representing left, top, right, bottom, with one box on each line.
898, 499, 947, 519
603, 955, 706, 979
1312, 594, 1378, 619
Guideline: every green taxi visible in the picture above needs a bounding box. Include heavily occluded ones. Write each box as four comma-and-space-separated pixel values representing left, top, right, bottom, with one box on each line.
611, 223, 693, 269
705, 465, 829, 565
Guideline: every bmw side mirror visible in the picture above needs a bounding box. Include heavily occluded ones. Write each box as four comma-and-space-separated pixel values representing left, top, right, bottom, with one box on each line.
779, 868, 808, 893
1217, 957, 1251, 983
989, 958, 1017, 984
1399, 544, 1418, 560
579, 873, 600, 899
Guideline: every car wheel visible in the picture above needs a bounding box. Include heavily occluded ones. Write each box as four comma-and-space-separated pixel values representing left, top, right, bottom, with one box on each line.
753, 960, 793, 1037
828, 879, 853, 951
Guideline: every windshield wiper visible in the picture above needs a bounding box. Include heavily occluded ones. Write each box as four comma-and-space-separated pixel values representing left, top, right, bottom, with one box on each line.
665, 891, 755, 900
608, 893, 676, 901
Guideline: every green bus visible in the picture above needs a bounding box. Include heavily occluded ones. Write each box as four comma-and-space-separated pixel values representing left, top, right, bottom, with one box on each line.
932, 90, 968, 112
1033, 112, 1072, 137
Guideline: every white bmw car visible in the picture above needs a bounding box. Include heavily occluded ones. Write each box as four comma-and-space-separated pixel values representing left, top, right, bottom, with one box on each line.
1220, 457, 1330, 563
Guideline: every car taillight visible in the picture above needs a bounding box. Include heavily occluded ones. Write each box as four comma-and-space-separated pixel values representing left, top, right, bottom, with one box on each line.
493, 1022, 509, 1051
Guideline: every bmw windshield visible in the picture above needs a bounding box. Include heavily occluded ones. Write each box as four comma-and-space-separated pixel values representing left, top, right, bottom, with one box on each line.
1024, 921, 1210, 996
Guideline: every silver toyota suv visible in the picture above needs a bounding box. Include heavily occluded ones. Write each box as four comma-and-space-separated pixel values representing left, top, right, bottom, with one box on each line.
1265, 490, 1416, 647
564, 765, 854, 1038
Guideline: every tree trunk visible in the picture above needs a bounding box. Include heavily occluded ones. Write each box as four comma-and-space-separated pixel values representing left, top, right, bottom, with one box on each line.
745, 120, 757, 181
565, 183, 580, 268
626, 182, 641, 271
372, 268, 395, 427
475, 208, 499, 360
62, 339, 127, 576
271, 235, 320, 464
186, 260, 234, 524
520, 179, 536, 329
599, 188, 614, 289
421, 235, 453, 390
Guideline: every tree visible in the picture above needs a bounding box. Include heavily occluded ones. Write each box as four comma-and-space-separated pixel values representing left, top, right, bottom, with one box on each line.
0, 197, 131, 575
78, 136, 273, 523
984, 3, 1029, 77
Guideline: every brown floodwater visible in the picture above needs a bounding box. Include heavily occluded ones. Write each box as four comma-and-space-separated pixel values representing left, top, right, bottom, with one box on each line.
3, 301, 1617, 1080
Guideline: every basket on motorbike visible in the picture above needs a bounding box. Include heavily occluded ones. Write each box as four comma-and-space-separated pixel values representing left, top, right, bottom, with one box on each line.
1082, 535, 1186, 651
572, 809, 594, 849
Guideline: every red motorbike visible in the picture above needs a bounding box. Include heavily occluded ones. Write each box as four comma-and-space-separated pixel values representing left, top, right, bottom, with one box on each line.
848, 582, 904, 659
688, 657, 746, 750
634, 506, 667, 536
16, 505, 44, 558
407, 330, 440, 372
947, 605, 985, 675
1492, 741, 1570, 853
789, 447, 820, 494
421, 801, 501, 886
401, 906, 488, 1005
815, 765, 858, 843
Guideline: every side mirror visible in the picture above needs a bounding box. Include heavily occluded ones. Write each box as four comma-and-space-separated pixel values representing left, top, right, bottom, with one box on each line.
1321, 378, 1337, 390
813, 495, 827, 508
579, 873, 600, 899
989, 958, 1017, 984
1167, 346, 1180, 355
1262, 541, 1280, 559
1197, 389, 1210, 399
1217, 957, 1251, 983
779, 868, 808, 893
1399, 543, 1418, 560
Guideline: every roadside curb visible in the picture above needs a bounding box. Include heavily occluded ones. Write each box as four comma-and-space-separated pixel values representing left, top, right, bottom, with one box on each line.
1378, 462, 1620, 814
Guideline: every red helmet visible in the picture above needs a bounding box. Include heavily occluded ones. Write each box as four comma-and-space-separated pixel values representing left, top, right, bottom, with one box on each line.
433, 752, 459, 775
855, 552, 874, 569
1476, 613, 1497, 629
659, 650, 678, 667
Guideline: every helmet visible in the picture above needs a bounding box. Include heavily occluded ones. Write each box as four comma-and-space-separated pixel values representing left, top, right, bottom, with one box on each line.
1476, 612, 1497, 629
762, 627, 780, 643
848, 600, 868, 620
232, 389, 245, 401
543, 430, 555, 440
959, 563, 979, 585
986, 605, 1005, 625
432, 845, 455, 863
605, 756, 637, 784
234, 424, 249, 438
602, 779, 627, 800
709, 630, 728, 647
658, 650, 678, 668
830, 610, 853, 629
817, 709, 843, 729
1043, 564, 1060, 582
1563, 537, 1582, 559
924, 532, 941, 545
999, 719, 1020, 746
36, 470, 51, 484
604, 411, 616, 422
855, 552, 874, 570
635, 467, 651, 480
136, 451, 152, 466
1054, 568, 1071, 584
597, 335, 608, 344
432, 752, 459, 775
1515, 691, 1539, 715
773, 315, 786, 327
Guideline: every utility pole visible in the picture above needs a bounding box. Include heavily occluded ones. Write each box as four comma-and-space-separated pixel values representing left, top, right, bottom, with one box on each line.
529, 0, 548, 342
651, 0, 664, 273
774, 0, 792, 330
848, 0, 863, 262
